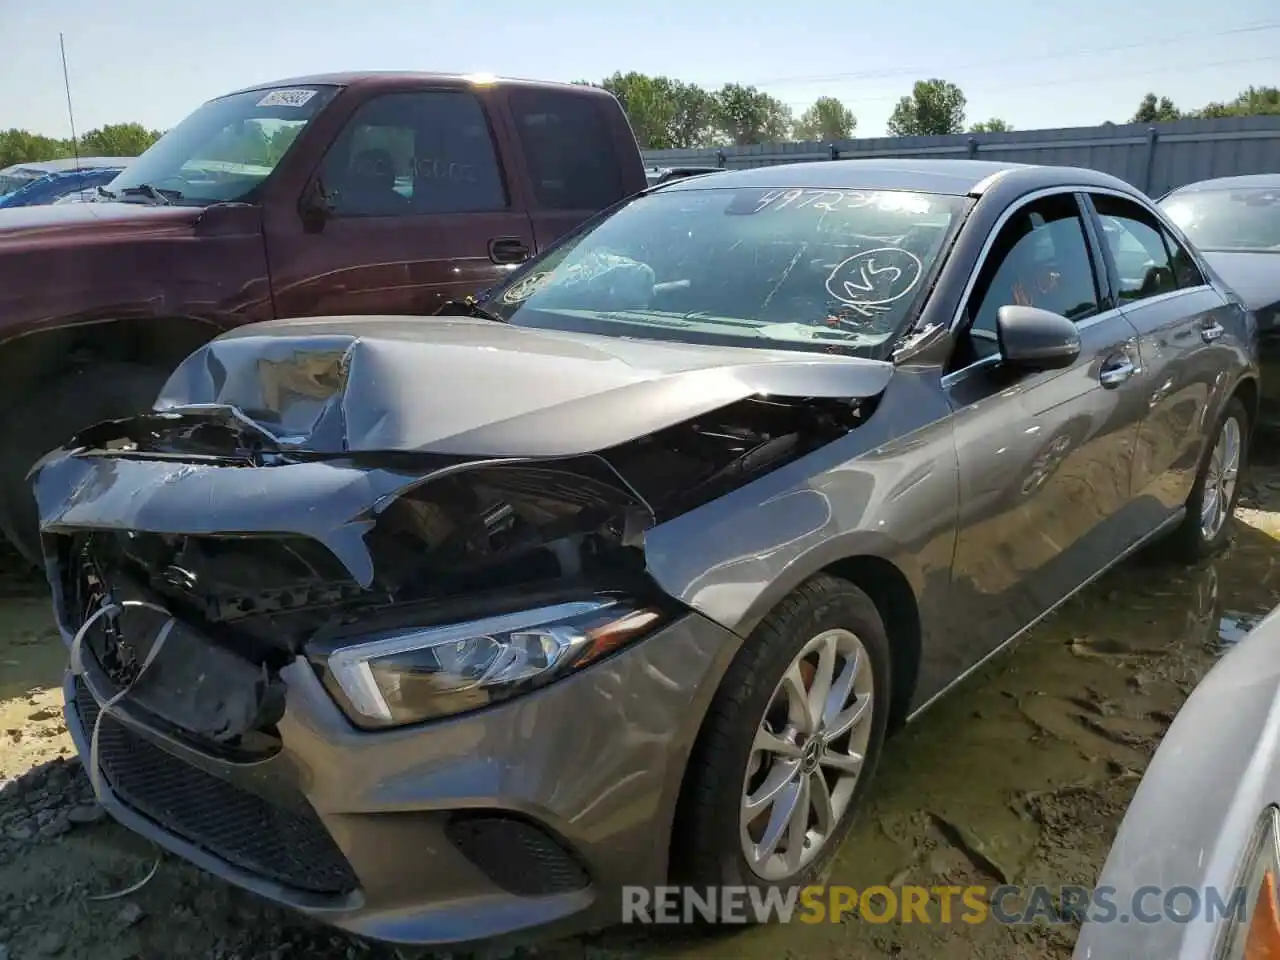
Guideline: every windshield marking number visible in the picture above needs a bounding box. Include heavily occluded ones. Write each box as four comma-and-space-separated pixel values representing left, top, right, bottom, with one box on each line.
256, 88, 318, 108
752, 189, 880, 214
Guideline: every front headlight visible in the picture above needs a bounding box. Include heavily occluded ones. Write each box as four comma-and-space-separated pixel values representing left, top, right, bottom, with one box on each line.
1217, 805, 1280, 959
321, 598, 666, 727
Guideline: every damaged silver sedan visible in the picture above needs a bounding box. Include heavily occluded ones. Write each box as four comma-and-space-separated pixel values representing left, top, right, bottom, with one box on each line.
36, 159, 1257, 950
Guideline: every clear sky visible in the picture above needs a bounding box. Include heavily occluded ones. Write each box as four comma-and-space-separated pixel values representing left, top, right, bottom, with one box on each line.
0, 0, 1276, 140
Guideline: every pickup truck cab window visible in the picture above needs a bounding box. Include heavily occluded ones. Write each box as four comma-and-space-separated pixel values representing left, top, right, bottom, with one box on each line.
107, 85, 340, 205
509, 88, 624, 212
319, 91, 508, 217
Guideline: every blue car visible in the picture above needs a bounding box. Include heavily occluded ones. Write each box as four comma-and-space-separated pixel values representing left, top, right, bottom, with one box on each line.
0, 158, 131, 209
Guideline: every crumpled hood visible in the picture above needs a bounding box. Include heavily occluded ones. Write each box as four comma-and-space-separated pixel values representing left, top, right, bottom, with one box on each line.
156, 314, 895, 457
0, 201, 201, 252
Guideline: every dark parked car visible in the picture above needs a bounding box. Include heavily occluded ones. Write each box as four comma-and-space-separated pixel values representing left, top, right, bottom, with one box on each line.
41, 159, 1256, 951
0, 72, 647, 565
1160, 174, 1280, 424
0, 164, 126, 209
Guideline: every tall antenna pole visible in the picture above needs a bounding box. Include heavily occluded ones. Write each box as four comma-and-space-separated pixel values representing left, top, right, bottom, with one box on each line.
59, 33, 80, 166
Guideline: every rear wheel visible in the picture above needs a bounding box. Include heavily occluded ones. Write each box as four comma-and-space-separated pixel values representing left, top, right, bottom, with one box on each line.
1167, 396, 1248, 562
0, 362, 171, 566
673, 575, 890, 912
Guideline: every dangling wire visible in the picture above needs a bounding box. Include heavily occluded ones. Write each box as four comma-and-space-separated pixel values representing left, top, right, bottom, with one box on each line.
69, 598, 178, 901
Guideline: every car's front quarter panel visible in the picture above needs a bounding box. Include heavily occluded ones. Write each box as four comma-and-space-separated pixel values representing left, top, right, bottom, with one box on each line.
642, 365, 960, 711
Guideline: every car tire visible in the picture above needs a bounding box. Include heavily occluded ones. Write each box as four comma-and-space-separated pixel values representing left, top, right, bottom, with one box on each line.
673, 574, 891, 916
0, 362, 171, 567
1167, 395, 1249, 563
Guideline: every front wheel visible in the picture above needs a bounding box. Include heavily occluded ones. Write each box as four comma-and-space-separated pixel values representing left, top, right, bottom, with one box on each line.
0, 362, 172, 566
1167, 396, 1249, 562
673, 575, 891, 908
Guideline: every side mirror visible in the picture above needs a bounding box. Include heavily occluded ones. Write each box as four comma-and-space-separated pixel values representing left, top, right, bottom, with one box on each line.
299, 178, 334, 233
996, 304, 1081, 371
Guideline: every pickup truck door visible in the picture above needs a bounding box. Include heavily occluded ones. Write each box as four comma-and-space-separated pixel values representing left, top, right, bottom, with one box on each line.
264, 86, 535, 319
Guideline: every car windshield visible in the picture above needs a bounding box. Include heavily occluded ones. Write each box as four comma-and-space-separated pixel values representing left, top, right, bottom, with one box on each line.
0, 167, 48, 195
1161, 187, 1280, 252
483, 185, 969, 358
106, 84, 340, 205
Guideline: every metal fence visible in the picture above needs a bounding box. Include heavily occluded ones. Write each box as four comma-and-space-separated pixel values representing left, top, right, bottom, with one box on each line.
641, 115, 1280, 197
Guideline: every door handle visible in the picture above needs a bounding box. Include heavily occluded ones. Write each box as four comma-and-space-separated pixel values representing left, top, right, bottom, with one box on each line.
1201, 321, 1225, 343
488, 237, 530, 265
1099, 356, 1136, 387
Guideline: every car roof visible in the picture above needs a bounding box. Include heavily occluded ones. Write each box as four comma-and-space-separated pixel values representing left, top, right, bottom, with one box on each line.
1165, 173, 1280, 194
224, 72, 613, 100
5, 157, 133, 174
656, 158, 1138, 198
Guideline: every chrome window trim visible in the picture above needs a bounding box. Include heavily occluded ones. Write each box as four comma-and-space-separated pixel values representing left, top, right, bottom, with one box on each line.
947, 186, 1098, 335
942, 183, 1216, 388
948, 183, 1214, 336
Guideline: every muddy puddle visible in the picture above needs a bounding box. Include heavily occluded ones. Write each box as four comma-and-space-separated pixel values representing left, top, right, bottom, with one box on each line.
1, 468, 1278, 960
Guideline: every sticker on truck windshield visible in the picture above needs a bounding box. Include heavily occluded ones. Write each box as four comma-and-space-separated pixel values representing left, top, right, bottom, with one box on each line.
256, 88, 317, 108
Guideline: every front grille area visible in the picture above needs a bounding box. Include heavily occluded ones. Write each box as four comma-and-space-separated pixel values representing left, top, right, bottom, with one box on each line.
74, 680, 359, 895
446, 814, 590, 896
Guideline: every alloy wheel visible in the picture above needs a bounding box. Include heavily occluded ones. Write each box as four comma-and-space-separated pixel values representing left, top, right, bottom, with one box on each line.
740, 628, 875, 881
1200, 415, 1242, 541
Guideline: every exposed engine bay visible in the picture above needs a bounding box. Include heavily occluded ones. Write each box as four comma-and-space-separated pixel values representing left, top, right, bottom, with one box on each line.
45, 389, 873, 749
58, 393, 867, 646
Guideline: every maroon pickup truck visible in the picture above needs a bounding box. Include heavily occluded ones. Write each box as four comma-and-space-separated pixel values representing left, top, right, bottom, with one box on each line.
0, 72, 647, 562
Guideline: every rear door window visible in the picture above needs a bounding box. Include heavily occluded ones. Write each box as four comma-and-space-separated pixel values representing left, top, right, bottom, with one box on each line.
1090, 195, 1180, 303
508, 89, 624, 211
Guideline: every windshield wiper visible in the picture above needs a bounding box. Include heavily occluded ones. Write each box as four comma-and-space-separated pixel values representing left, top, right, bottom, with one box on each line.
95, 185, 118, 201
436, 297, 506, 323
119, 183, 180, 205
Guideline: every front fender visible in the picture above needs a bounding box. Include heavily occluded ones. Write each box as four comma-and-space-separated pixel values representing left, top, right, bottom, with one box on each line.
643, 377, 959, 639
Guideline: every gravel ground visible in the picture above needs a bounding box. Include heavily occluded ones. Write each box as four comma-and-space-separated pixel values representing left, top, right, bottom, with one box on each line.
2, 464, 1279, 960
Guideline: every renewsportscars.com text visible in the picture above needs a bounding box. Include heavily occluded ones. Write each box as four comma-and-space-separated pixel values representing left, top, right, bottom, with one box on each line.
622, 884, 1248, 925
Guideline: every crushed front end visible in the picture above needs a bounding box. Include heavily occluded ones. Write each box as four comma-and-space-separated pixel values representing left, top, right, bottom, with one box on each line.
37, 394, 864, 946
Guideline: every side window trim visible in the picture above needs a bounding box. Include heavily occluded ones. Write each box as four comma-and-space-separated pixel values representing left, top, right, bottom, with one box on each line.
1075, 192, 1116, 312
955, 189, 1102, 332
949, 187, 1093, 335
944, 189, 1116, 384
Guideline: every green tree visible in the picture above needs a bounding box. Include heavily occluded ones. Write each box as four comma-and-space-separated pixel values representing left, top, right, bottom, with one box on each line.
794, 96, 856, 141
886, 79, 967, 136
970, 118, 1013, 133
1196, 85, 1280, 118
666, 80, 719, 149
0, 129, 72, 168
584, 74, 718, 149
1131, 93, 1181, 123
78, 122, 161, 157
713, 83, 793, 145
600, 72, 679, 149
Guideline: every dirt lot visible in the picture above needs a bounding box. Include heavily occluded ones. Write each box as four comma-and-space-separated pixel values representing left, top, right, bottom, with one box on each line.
2, 464, 1279, 960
